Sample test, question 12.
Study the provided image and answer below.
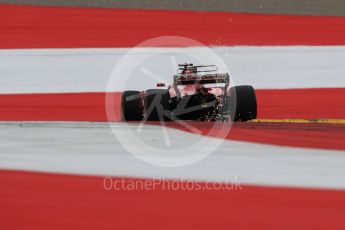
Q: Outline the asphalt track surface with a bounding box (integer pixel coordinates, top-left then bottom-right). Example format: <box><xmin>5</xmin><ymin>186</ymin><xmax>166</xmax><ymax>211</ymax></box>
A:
<box><xmin>1</xmin><ymin>0</ymin><xmax>345</xmax><ymax>16</ymax></box>
<box><xmin>1</xmin><ymin>3</ymin><xmax>345</xmax><ymax>230</ymax></box>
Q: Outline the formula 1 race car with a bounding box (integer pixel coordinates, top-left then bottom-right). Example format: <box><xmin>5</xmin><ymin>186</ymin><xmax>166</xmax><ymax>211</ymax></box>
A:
<box><xmin>121</xmin><ymin>63</ymin><xmax>257</xmax><ymax>122</ymax></box>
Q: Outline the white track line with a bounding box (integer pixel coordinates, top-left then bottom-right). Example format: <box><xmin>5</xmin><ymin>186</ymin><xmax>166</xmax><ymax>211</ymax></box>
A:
<box><xmin>1</xmin><ymin>46</ymin><xmax>345</xmax><ymax>94</ymax></box>
<box><xmin>0</xmin><ymin>122</ymin><xmax>344</xmax><ymax>189</ymax></box>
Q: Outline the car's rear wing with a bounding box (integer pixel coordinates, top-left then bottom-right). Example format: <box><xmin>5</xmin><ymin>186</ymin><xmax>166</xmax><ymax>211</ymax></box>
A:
<box><xmin>174</xmin><ymin>73</ymin><xmax>229</xmax><ymax>85</ymax></box>
<box><xmin>176</xmin><ymin>64</ymin><xmax>218</xmax><ymax>74</ymax></box>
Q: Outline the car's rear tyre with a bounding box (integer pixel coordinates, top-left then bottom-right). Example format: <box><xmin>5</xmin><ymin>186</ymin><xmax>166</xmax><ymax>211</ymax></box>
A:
<box><xmin>230</xmin><ymin>85</ymin><xmax>257</xmax><ymax>122</ymax></box>
<box><xmin>144</xmin><ymin>89</ymin><xmax>171</xmax><ymax>121</ymax></box>
<box><xmin>121</xmin><ymin>91</ymin><xmax>143</xmax><ymax>121</ymax></box>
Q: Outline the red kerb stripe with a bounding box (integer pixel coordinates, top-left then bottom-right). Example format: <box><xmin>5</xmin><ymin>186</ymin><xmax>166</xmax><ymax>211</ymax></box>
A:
<box><xmin>1</xmin><ymin>4</ymin><xmax>345</xmax><ymax>48</ymax></box>
<box><xmin>0</xmin><ymin>88</ymin><xmax>344</xmax><ymax>150</ymax></box>
<box><xmin>1</xmin><ymin>170</ymin><xmax>345</xmax><ymax>230</ymax></box>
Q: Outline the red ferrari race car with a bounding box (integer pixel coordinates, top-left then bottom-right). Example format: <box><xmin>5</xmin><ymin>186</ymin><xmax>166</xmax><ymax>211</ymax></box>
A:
<box><xmin>121</xmin><ymin>63</ymin><xmax>257</xmax><ymax>122</ymax></box>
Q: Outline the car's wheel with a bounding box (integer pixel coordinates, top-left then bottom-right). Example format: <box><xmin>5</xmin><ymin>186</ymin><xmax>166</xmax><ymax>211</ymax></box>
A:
<box><xmin>230</xmin><ymin>85</ymin><xmax>257</xmax><ymax>121</ymax></box>
<box><xmin>121</xmin><ymin>91</ymin><xmax>144</xmax><ymax>121</ymax></box>
<box><xmin>144</xmin><ymin>89</ymin><xmax>171</xmax><ymax>121</ymax></box>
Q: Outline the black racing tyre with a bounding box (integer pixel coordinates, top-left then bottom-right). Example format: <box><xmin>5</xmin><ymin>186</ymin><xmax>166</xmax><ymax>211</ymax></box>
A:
<box><xmin>230</xmin><ymin>85</ymin><xmax>257</xmax><ymax>122</ymax></box>
<box><xmin>144</xmin><ymin>89</ymin><xmax>171</xmax><ymax>121</ymax></box>
<box><xmin>121</xmin><ymin>91</ymin><xmax>143</xmax><ymax>121</ymax></box>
